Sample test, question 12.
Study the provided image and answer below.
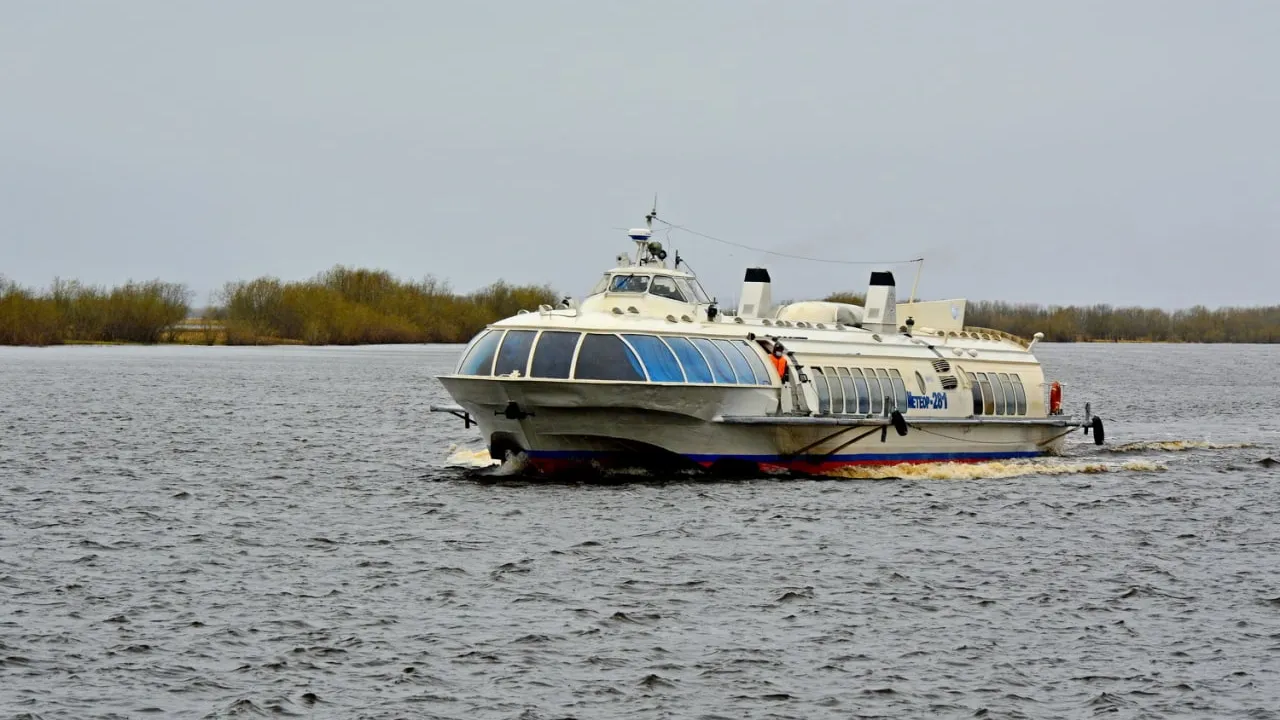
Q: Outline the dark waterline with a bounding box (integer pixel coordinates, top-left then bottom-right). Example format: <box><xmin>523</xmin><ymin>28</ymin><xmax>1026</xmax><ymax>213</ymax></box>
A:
<box><xmin>2</xmin><ymin>343</ymin><xmax>1278</xmax><ymax>718</ymax></box>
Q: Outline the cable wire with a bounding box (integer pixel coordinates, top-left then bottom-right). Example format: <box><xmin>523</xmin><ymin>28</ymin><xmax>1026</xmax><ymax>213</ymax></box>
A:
<box><xmin>653</xmin><ymin>217</ymin><xmax>923</xmax><ymax>267</ymax></box>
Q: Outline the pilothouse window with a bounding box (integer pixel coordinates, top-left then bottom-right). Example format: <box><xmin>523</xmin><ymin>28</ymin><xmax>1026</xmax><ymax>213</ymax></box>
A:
<box><xmin>609</xmin><ymin>274</ymin><xmax>650</xmax><ymax>293</ymax></box>
<box><xmin>649</xmin><ymin>276</ymin><xmax>687</xmax><ymax>302</ymax></box>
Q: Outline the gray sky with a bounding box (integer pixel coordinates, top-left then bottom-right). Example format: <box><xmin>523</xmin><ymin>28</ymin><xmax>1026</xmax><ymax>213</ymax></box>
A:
<box><xmin>2</xmin><ymin>1</ymin><xmax>1277</xmax><ymax>308</ymax></box>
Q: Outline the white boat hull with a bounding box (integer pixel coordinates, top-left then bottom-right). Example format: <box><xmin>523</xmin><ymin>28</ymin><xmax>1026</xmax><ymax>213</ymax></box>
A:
<box><xmin>437</xmin><ymin>377</ymin><xmax>1077</xmax><ymax>475</ymax></box>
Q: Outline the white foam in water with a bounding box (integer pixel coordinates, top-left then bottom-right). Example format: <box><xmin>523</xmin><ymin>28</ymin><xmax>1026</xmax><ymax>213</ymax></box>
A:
<box><xmin>826</xmin><ymin>458</ymin><xmax>1166</xmax><ymax>480</ymax></box>
<box><xmin>1104</xmin><ymin>440</ymin><xmax>1256</xmax><ymax>453</ymax></box>
<box><xmin>445</xmin><ymin>444</ymin><xmax>501</xmax><ymax>468</ymax></box>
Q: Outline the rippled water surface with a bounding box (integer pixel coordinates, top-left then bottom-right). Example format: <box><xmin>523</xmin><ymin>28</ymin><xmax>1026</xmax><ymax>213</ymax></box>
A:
<box><xmin>2</xmin><ymin>343</ymin><xmax>1279</xmax><ymax>719</ymax></box>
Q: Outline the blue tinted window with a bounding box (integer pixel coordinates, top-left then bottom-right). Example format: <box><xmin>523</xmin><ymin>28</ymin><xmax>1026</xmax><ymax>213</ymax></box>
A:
<box><xmin>812</xmin><ymin>368</ymin><xmax>831</xmax><ymax>414</ymax></box>
<box><xmin>850</xmin><ymin>368</ymin><xmax>871</xmax><ymax>414</ymax></box>
<box><xmin>494</xmin><ymin>330</ymin><xmax>536</xmax><ymax>376</ymax></box>
<box><xmin>824</xmin><ymin>366</ymin><xmax>845</xmax><ymax>413</ymax></box>
<box><xmin>690</xmin><ymin>338</ymin><xmax>736</xmax><ymax>384</ymax></box>
<box><xmin>714</xmin><ymin>340</ymin><xmax>754</xmax><ymax>386</ymax></box>
<box><xmin>623</xmin><ymin>335</ymin><xmax>685</xmax><ymax>382</ymax></box>
<box><xmin>530</xmin><ymin>331</ymin><xmax>579</xmax><ymax>379</ymax></box>
<box><xmin>574</xmin><ymin>333</ymin><xmax>646</xmax><ymax>381</ymax></box>
<box><xmin>730</xmin><ymin>340</ymin><xmax>771</xmax><ymax>385</ymax></box>
<box><xmin>838</xmin><ymin>368</ymin><xmax>858</xmax><ymax>413</ymax></box>
<box><xmin>664</xmin><ymin>337</ymin><xmax>714</xmax><ymax>383</ymax></box>
<box><xmin>458</xmin><ymin>330</ymin><xmax>502</xmax><ymax>376</ymax></box>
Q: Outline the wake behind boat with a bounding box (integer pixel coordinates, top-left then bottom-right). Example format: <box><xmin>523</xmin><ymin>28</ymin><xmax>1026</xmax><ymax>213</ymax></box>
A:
<box><xmin>431</xmin><ymin>211</ymin><xmax>1104</xmax><ymax>475</ymax></box>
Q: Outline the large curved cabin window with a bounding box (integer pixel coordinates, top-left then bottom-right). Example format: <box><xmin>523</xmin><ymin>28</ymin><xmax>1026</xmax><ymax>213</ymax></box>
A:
<box><xmin>690</xmin><ymin>338</ymin><xmax>737</xmax><ymax>384</ymax></box>
<box><xmin>731</xmin><ymin>340</ymin><xmax>772</xmax><ymax>385</ymax></box>
<box><xmin>850</xmin><ymin>368</ymin><xmax>871</xmax><ymax>414</ymax></box>
<box><xmin>823</xmin><ymin>366</ymin><xmax>844</xmax><ymax>413</ymax></box>
<box><xmin>529</xmin><ymin>331</ymin><xmax>580</xmax><ymax>379</ymax></box>
<box><xmin>865</xmin><ymin>368</ymin><xmax>884</xmax><ymax>415</ymax></box>
<box><xmin>997</xmin><ymin>373</ymin><xmax>1017</xmax><ymax>416</ymax></box>
<box><xmin>989</xmin><ymin>372</ymin><xmax>1007</xmax><ymax>415</ymax></box>
<box><xmin>812</xmin><ymin>368</ymin><xmax>831</xmax><ymax>414</ymax></box>
<box><xmin>966</xmin><ymin>371</ymin><xmax>983</xmax><ymax>415</ymax></box>
<box><xmin>648</xmin><ymin>276</ymin><xmax>687</xmax><ymax>302</ymax></box>
<box><xmin>458</xmin><ymin>330</ymin><xmax>503</xmax><ymax>376</ymax></box>
<box><xmin>1011</xmin><ymin>373</ymin><xmax>1028</xmax><ymax>415</ymax></box>
<box><xmin>715</xmin><ymin>340</ymin><xmax>756</xmax><ymax>386</ymax></box>
<box><xmin>623</xmin><ymin>335</ymin><xmax>685</xmax><ymax>382</ymax></box>
<box><xmin>978</xmin><ymin>373</ymin><xmax>996</xmax><ymax>415</ymax></box>
<box><xmin>664</xmin><ymin>337</ymin><xmax>714</xmax><ymax>383</ymax></box>
<box><xmin>574</xmin><ymin>333</ymin><xmax>647</xmax><ymax>381</ymax></box>
<box><xmin>888</xmin><ymin>370</ymin><xmax>908</xmax><ymax>413</ymax></box>
<box><xmin>837</xmin><ymin>368</ymin><xmax>858</xmax><ymax>413</ymax></box>
<box><xmin>875</xmin><ymin>369</ymin><xmax>895</xmax><ymax>412</ymax></box>
<box><xmin>608</xmin><ymin>274</ymin><xmax>650</xmax><ymax>294</ymax></box>
<box><xmin>494</xmin><ymin>330</ymin><xmax>537</xmax><ymax>377</ymax></box>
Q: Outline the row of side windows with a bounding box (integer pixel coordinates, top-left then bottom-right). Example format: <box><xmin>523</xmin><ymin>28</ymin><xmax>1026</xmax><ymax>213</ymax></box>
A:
<box><xmin>457</xmin><ymin>330</ymin><xmax>774</xmax><ymax>386</ymax></box>
<box><xmin>966</xmin><ymin>371</ymin><xmax>1028</xmax><ymax>416</ymax></box>
<box><xmin>809</xmin><ymin>367</ymin><xmax>910</xmax><ymax>416</ymax></box>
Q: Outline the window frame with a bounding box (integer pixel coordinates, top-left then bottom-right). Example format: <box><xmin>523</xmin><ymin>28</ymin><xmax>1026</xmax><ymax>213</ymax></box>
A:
<box><xmin>457</xmin><ymin>329</ymin><xmax>504</xmax><ymax>376</ymax></box>
<box><xmin>622</xmin><ymin>334</ymin><xmax>686</xmax><ymax>383</ymax></box>
<box><xmin>528</xmin><ymin>330</ymin><xmax>582</xmax><ymax>379</ymax></box>
<box><xmin>850</xmin><ymin>368</ymin><xmax>871</xmax><ymax>414</ymax></box>
<box><xmin>837</xmin><ymin>367</ymin><xmax>858</xmax><ymax>414</ymax></box>
<box><xmin>663</xmin><ymin>336</ymin><xmax>714</xmax><ymax>384</ymax></box>
<box><xmin>864</xmin><ymin>367</ymin><xmax>884</xmax><ymax>415</ymax></box>
<box><xmin>690</xmin><ymin>337</ymin><xmax>738</xmax><ymax>384</ymax></box>
<box><xmin>812</xmin><ymin>367</ymin><xmax>831</xmax><ymax>414</ymax></box>
<box><xmin>493</xmin><ymin>329</ymin><xmax>538</xmax><ymax>377</ymax></box>
<box><xmin>823</xmin><ymin>366</ymin><xmax>844</xmax><ymax>414</ymax></box>
<box><xmin>573</xmin><ymin>332</ymin><xmax>649</xmax><ymax>382</ymax></box>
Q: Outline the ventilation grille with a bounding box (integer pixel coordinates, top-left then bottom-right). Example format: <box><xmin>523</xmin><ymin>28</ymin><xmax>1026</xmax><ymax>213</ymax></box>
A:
<box><xmin>931</xmin><ymin>359</ymin><xmax>952</xmax><ymax>373</ymax></box>
<box><xmin>939</xmin><ymin>375</ymin><xmax>959</xmax><ymax>390</ymax></box>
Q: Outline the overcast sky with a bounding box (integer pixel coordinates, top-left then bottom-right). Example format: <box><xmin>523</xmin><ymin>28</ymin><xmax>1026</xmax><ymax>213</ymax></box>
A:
<box><xmin>2</xmin><ymin>1</ymin><xmax>1277</xmax><ymax>308</ymax></box>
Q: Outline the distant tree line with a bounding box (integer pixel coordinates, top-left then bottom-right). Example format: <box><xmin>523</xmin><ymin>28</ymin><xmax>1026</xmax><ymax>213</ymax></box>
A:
<box><xmin>4</xmin><ymin>272</ymin><xmax>1275</xmax><ymax>345</ymax></box>
<box><xmin>820</xmin><ymin>291</ymin><xmax>1278</xmax><ymax>343</ymax></box>
<box><xmin>1</xmin><ymin>276</ymin><xmax>191</xmax><ymax>345</ymax></box>
<box><xmin>964</xmin><ymin>301</ymin><xmax>1280</xmax><ymax>343</ymax></box>
<box><xmin>217</xmin><ymin>266</ymin><xmax>557</xmax><ymax>345</ymax></box>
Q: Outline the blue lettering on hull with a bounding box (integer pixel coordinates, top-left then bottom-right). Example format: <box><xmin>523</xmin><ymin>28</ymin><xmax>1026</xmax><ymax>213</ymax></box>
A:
<box><xmin>906</xmin><ymin>392</ymin><xmax>948</xmax><ymax>410</ymax></box>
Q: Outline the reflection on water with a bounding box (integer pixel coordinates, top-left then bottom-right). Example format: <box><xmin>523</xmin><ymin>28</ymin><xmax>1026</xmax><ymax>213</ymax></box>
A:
<box><xmin>1</xmin><ymin>343</ymin><xmax>1278</xmax><ymax>718</ymax></box>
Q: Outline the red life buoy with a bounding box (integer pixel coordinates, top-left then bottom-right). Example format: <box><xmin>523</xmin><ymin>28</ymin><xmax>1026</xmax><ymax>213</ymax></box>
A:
<box><xmin>1049</xmin><ymin>381</ymin><xmax>1063</xmax><ymax>415</ymax></box>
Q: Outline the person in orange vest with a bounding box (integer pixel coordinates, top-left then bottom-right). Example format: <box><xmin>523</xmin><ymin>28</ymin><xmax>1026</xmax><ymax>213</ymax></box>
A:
<box><xmin>769</xmin><ymin>343</ymin><xmax>790</xmax><ymax>383</ymax></box>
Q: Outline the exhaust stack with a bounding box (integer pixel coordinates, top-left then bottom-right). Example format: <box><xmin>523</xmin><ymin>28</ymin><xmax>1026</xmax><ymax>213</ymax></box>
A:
<box><xmin>863</xmin><ymin>271</ymin><xmax>897</xmax><ymax>332</ymax></box>
<box><xmin>737</xmin><ymin>268</ymin><xmax>772</xmax><ymax>318</ymax></box>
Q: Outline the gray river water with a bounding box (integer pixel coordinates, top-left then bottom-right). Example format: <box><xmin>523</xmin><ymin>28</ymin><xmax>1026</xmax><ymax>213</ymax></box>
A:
<box><xmin>1</xmin><ymin>343</ymin><xmax>1278</xmax><ymax>719</ymax></box>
